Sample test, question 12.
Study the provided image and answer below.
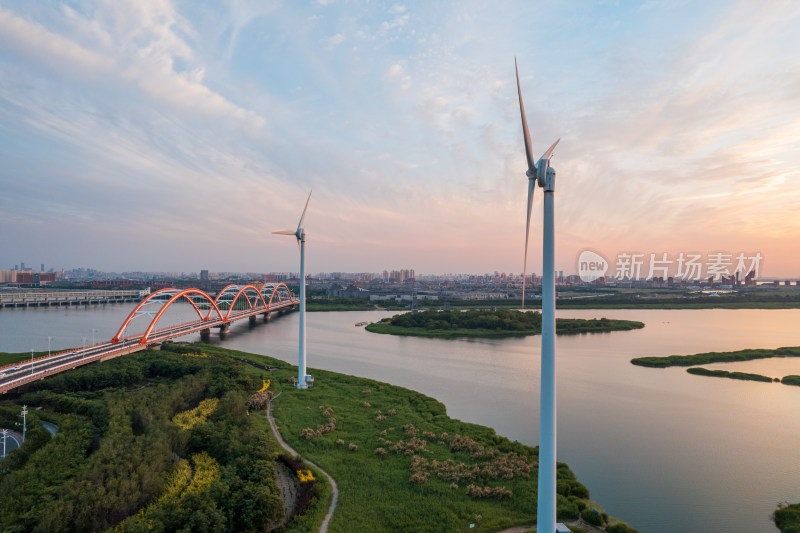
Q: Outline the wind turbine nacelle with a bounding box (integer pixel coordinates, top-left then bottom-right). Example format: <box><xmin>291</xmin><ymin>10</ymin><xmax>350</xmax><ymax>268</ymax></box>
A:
<box><xmin>543</xmin><ymin>166</ymin><xmax>556</xmax><ymax>191</ymax></box>
<box><xmin>536</xmin><ymin>159</ymin><xmax>549</xmax><ymax>187</ymax></box>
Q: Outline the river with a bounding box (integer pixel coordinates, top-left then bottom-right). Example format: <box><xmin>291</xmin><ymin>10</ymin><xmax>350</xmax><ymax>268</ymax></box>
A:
<box><xmin>2</xmin><ymin>305</ymin><xmax>800</xmax><ymax>532</ymax></box>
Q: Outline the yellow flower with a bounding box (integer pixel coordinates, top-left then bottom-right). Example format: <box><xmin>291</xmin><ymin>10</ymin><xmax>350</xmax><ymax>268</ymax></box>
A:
<box><xmin>297</xmin><ymin>469</ymin><xmax>315</xmax><ymax>483</ymax></box>
<box><xmin>172</xmin><ymin>398</ymin><xmax>219</xmax><ymax>430</ymax></box>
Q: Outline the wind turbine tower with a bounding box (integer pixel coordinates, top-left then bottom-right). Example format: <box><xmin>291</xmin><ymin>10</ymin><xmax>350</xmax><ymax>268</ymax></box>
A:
<box><xmin>515</xmin><ymin>58</ymin><xmax>561</xmax><ymax>533</ymax></box>
<box><xmin>273</xmin><ymin>191</ymin><xmax>313</xmax><ymax>389</ymax></box>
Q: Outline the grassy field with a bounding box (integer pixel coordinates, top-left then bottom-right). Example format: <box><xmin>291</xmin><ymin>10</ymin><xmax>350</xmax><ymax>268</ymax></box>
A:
<box><xmin>239</xmin><ymin>346</ymin><xmax>638</xmax><ymax>532</ymax></box>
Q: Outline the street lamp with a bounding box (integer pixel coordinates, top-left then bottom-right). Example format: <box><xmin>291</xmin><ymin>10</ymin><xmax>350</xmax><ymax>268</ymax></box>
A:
<box><xmin>48</xmin><ymin>335</ymin><xmax>51</xmax><ymax>357</ymax></box>
<box><xmin>30</xmin><ymin>349</ymin><xmax>34</xmax><ymax>374</ymax></box>
<box><xmin>1</xmin><ymin>428</ymin><xmax>8</xmax><ymax>458</ymax></box>
<box><xmin>20</xmin><ymin>405</ymin><xmax>27</xmax><ymax>442</ymax></box>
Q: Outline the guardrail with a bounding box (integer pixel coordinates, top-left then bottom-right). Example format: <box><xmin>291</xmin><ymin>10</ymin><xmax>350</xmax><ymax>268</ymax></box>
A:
<box><xmin>0</xmin><ymin>290</ymin><xmax>147</xmax><ymax>308</ymax></box>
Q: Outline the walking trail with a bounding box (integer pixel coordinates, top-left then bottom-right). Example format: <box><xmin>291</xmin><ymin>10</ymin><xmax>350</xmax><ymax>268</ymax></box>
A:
<box><xmin>266</xmin><ymin>392</ymin><xmax>339</xmax><ymax>533</ymax></box>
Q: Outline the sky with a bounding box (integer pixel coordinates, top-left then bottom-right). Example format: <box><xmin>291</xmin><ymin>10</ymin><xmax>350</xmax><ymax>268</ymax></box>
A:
<box><xmin>1</xmin><ymin>0</ymin><xmax>799</xmax><ymax>277</ymax></box>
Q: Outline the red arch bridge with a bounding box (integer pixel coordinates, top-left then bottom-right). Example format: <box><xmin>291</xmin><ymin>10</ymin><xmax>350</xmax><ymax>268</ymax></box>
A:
<box><xmin>0</xmin><ymin>283</ymin><xmax>297</xmax><ymax>393</ymax></box>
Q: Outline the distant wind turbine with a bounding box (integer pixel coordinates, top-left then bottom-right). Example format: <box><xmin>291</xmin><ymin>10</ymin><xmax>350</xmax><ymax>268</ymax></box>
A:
<box><xmin>515</xmin><ymin>58</ymin><xmax>561</xmax><ymax>533</ymax></box>
<box><xmin>273</xmin><ymin>191</ymin><xmax>312</xmax><ymax>389</ymax></box>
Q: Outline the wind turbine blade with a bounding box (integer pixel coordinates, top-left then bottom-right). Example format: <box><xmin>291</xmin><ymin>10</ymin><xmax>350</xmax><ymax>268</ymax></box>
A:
<box><xmin>523</xmin><ymin>179</ymin><xmax>535</xmax><ymax>308</ymax></box>
<box><xmin>515</xmin><ymin>58</ymin><xmax>537</xmax><ymax>173</ymax></box>
<box><xmin>540</xmin><ymin>138</ymin><xmax>560</xmax><ymax>161</ymax></box>
<box><xmin>297</xmin><ymin>190</ymin><xmax>312</xmax><ymax>232</ymax></box>
<box><xmin>272</xmin><ymin>230</ymin><xmax>296</xmax><ymax>235</ymax></box>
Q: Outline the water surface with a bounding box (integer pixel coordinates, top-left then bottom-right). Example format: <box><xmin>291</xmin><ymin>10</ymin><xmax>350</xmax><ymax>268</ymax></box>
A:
<box><xmin>2</xmin><ymin>306</ymin><xmax>800</xmax><ymax>532</ymax></box>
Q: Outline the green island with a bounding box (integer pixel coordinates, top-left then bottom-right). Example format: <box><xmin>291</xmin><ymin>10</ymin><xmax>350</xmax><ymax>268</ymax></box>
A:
<box><xmin>782</xmin><ymin>375</ymin><xmax>800</xmax><ymax>387</ymax></box>
<box><xmin>365</xmin><ymin>309</ymin><xmax>644</xmax><ymax>339</ymax></box>
<box><xmin>0</xmin><ymin>342</ymin><xmax>640</xmax><ymax>532</ymax></box>
<box><xmin>631</xmin><ymin>346</ymin><xmax>800</xmax><ymax>368</ymax></box>
<box><xmin>686</xmin><ymin>367</ymin><xmax>775</xmax><ymax>382</ymax></box>
<box><xmin>775</xmin><ymin>502</ymin><xmax>800</xmax><ymax>533</ymax></box>
<box><xmin>631</xmin><ymin>347</ymin><xmax>800</xmax><ymax>390</ymax></box>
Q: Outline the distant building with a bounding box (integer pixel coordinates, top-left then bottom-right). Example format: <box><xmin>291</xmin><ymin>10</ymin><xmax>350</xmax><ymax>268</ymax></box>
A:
<box><xmin>200</xmin><ymin>269</ymin><xmax>209</xmax><ymax>281</ymax></box>
<box><xmin>14</xmin><ymin>272</ymin><xmax>56</xmax><ymax>285</ymax></box>
<box><xmin>328</xmin><ymin>284</ymin><xmax>370</xmax><ymax>298</ymax></box>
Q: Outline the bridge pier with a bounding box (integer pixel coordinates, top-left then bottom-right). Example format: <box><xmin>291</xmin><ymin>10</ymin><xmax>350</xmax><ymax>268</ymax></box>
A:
<box><xmin>200</xmin><ymin>328</ymin><xmax>211</xmax><ymax>341</ymax></box>
<box><xmin>249</xmin><ymin>315</ymin><xmax>257</xmax><ymax>326</ymax></box>
<box><xmin>218</xmin><ymin>322</ymin><xmax>230</xmax><ymax>339</ymax></box>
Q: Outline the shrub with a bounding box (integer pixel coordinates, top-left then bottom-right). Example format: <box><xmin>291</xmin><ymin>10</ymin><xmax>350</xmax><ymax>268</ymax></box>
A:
<box><xmin>247</xmin><ymin>390</ymin><xmax>272</xmax><ymax>411</ymax></box>
<box><xmin>581</xmin><ymin>508</ymin><xmax>603</xmax><ymax>526</ymax></box>
<box><xmin>607</xmin><ymin>522</ymin><xmax>639</xmax><ymax>533</ymax></box>
<box><xmin>465</xmin><ymin>484</ymin><xmax>512</xmax><ymax>499</ymax></box>
<box><xmin>409</xmin><ymin>471</ymin><xmax>428</xmax><ymax>484</ymax></box>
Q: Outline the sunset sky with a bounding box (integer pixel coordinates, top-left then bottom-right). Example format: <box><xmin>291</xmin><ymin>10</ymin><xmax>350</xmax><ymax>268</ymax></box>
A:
<box><xmin>1</xmin><ymin>1</ymin><xmax>799</xmax><ymax>277</ymax></box>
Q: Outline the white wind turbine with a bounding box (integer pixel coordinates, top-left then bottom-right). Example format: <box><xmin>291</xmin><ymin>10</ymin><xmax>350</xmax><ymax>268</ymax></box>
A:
<box><xmin>515</xmin><ymin>58</ymin><xmax>561</xmax><ymax>533</ymax></box>
<box><xmin>273</xmin><ymin>190</ymin><xmax>312</xmax><ymax>389</ymax></box>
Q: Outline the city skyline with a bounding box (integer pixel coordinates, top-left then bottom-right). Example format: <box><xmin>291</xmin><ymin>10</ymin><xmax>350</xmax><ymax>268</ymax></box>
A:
<box><xmin>2</xmin><ymin>1</ymin><xmax>800</xmax><ymax>276</ymax></box>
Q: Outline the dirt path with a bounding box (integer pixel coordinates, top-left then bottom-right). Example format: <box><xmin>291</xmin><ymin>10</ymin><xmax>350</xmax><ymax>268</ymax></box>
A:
<box><xmin>267</xmin><ymin>392</ymin><xmax>339</xmax><ymax>533</ymax></box>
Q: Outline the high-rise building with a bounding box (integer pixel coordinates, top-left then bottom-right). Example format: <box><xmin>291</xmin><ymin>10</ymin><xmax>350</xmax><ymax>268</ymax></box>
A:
<box><xmin>41</xmin><ymin>263</ymin><xmax>45</xmax><ymax>272</ymax></box>
<box><xmin>200</xmin><ymin>269</ymin><xmax>209</xmax><ymax>281</ymax></box>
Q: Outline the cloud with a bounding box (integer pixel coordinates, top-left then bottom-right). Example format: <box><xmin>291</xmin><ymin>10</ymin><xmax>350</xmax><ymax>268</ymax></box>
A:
<box><xmin>0</xmin><ymin>10</ymin><xmax>114</xmax><ymax>80</ymax></box>
<box><xmin>1</xmin><ymin>1</ymin><xmax>799</xmax><ymax>276</ymax></box>
<box><xmin>383</xmin><ymin>63</ymin><xmax>405</xmax><ymax>79</ymax></box>
<box><xmin>325</xmin><ymin>33</ymin><xmax>345</xmax><ymax>46</ymax></box>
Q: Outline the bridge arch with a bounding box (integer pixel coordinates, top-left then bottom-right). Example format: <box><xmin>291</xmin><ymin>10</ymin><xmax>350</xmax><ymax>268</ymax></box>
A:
<box><xmin>263</xmin><ymin>282</ymin><xmax>294</xmax><ymax>308</ymax></box>
<box><xmin>112</xmin><ymin>288</ymin><xmax>223</xmax><ymax>344</ymax></box>
<box><xmin>111</xmin><ymin>283</ymin><xmax>296</xmax><ymax>346</ymax></box>
<box><xmin>214</xmin><ymin>284</ymin><xmax>268</xmax><ymax>321</ymax></box>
